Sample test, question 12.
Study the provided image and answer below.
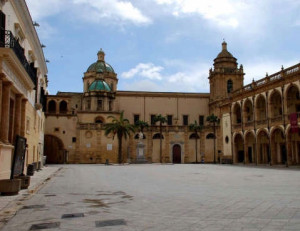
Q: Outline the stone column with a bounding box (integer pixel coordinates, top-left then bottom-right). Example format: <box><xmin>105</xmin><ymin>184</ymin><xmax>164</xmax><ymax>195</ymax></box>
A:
<box><xmin>0</xmin><ymin>75</ymin><xmax>3</xmax><ymax>126</ymax></box>
<box><xmin>0</xmin><ymin>82</ymin><xmax>12</xmax><ymax>143</ymax></box>
<box><xmin>56</xmin><ymin>100</ymin><xmax>59</xmax><ymax>114</ymax></box>
<box><xmin>20</xmin><ymin>99</ymin><xmax>27</xmax><ymax>137</ymax></box>
<box><xmin>244</xmin><ymin>142</ymin><xmax>248</xmax><ymax>164</ymax></box>
<box><xmin>14</xmin><ymin>95</ymin><xmax>22</xmax><ymax>140</ymax></box>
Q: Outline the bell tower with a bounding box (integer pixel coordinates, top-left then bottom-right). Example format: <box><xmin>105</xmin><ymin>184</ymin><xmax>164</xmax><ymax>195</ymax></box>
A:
<box><xmin>209</xmin><ymin>41</ymin><xmax>244</xmax><ymax>103</ymax></box>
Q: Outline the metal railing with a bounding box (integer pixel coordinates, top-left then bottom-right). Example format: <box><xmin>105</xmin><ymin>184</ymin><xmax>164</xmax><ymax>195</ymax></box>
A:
<box><xmin>0</xmin><ymin>30</ymin><xmax>37</xmax><ymax>86</ymax></box>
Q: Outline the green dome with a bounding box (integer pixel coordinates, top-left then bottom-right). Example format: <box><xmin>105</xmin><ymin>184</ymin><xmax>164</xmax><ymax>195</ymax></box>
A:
<box><xmin>88</xmin><ymin>80</ymin><xmax>112</xmax><ymax>92</ymax></box>
<box><xmin>87</xmin><ymin>61</ymin><xmax>115</xmax><ymax>73</ymax></box>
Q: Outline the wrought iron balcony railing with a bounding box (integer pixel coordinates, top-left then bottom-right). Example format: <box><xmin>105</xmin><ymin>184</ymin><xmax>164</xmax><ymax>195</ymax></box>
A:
<box><xmin>0</xmin><ymin>30</ymin><xmax>37</xmax><ymax>86</ymax></box>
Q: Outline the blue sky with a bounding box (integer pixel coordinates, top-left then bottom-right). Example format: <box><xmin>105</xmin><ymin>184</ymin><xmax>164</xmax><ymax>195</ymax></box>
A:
<box><xmin>26</xmin><ymin>0</ymin><xmax>300</xmax><ymax>94</ymax></box>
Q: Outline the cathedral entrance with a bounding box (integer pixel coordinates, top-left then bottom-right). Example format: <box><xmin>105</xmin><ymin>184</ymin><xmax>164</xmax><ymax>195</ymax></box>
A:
<box><xmin>172</xmin><ymin>144</ymin><xmax>181</xmax><ymax>164</ymax></box>
<box><xmin>44</xmin><ymin>135</ymin><xmax>65</xmax><ymax>164</ymax></box>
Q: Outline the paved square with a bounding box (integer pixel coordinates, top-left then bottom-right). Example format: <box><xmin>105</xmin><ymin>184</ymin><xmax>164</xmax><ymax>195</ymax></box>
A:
<box><xmin>1</xmin><ymin>164</ymin><xmax>300</xmax><ymax>231</ymax></box>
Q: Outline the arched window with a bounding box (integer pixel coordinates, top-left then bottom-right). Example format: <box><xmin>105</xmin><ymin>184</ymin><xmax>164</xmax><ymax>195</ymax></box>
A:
<box><xmin>95</xmin><ymin>116</ymin><xmax>104</xmax><ymax>124</ymax></box>
<box><xmin>59</xmin><ymin>101</ymin><xmax>67</xmax><ymax>114</ymax></box>
<box><xmin>227</xmin><ymin>79</ymin><xmax>233</xmax><ymax>93</ymax></box>
<box><xmin>48</xmin><ymin>100</ymin><xmax>56</xmax><ymax>113</ymax></box>
<box><xmin>153</xmin><ymin>133</ymin><xmax>164</xmax><ymax>139</ymax></box>
<box><xmin>189</xmin><ymin>133</ymin><xmax>200</xmax><ymax>139</ymax></box>
<box><xmin>206</xmin><ymin>133</ymin><xmax>216</xmax><ymax>139</ymax></box>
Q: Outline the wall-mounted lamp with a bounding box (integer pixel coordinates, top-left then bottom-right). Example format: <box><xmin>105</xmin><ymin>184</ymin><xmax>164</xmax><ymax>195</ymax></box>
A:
<box><xmin>33</xmin><ymin>22</ymin><xmax>40</xmax><ymax>27</ymax></box>
<box><xmin>45</xmin><ymin>59</ymin><xmax>50</xmax><ymax>63</ymax></box>
<box><xmin>41</xmin><ymin>44</ymin><xmax>46</xmax><ymax>48</ymax></box>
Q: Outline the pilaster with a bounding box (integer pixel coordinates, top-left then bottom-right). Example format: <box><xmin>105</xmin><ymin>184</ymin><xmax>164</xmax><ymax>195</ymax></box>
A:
<box><xmin>0</xmin><ymin>81</ymin><xmax>12</xmax><ymax>143</ymax></box>
<box><xmin>0</xmin><ymin>75</ymin><xmax>3</xmax><ymax>126</ymax></box>
<box><xmin>20</xmin><ymin>99</ymin><xmax>27</xmax><ymax>137</ymax></box>
<box><xmin>14</xmin><ymin>95</ymin><xmax>22</xmax><ymax>140</ymax></box>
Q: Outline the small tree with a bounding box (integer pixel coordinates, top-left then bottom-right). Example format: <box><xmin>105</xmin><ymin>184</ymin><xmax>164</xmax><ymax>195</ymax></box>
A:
<box><xmin>104</xmin><ymin>112</ymin><xmax>135</xmax><ymax>164</ymax></box>
<box><xmin>154</xmin><ymin>114</ymin><xmax>167</xmax><ymax>163</ymax></box>
<box><xmin>206</xmin><ymin>114</ymin><xmax>219</xmax><ymax>164</ymax></box>
<box><xmin>189</xmin><ymin>121</ymin><xmax>203</xmax><ymax>163</ymax></box>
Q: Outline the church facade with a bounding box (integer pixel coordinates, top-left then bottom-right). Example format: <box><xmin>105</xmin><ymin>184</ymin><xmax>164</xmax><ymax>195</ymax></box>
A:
<box><xmin>44</xmin><ymin>42</ymin><xmax>300</xmax><ymax>166</ymax></box>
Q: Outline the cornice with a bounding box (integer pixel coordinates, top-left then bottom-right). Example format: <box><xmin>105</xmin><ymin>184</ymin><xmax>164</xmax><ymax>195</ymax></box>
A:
<box><xmin>116</xmin><ymin>91</ymin><xmax>210</xmax><ymax>98</ymax></box>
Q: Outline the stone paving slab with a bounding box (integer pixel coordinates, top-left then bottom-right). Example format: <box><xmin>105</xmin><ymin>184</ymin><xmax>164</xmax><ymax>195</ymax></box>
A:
<box><xmin>0</xmin><ymin>166</ymin><xmax>61</xmax><ymax>229</ymax></box>
<box><xmin>0</xmin><ymin>164</ymin><xmax>299</xmax><ymax>231</ymax></box>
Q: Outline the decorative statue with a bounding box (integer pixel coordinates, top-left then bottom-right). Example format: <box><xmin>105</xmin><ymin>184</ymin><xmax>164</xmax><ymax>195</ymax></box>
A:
<box><xmin>138</xmin><ymin>131</ymin><xmax>143</xmax><ymax>140</ymax></box>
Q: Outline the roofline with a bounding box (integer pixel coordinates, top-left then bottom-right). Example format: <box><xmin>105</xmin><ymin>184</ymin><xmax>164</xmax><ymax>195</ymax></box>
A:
<box><xmin>116</xmin><ymin>90</ymin><xmax>210</xmax><ymax>98</ymax></box>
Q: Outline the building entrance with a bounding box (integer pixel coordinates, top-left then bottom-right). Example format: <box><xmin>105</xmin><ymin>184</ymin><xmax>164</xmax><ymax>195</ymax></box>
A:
<box><xmin>173</xmin><ymin>144</ymin><xmax>181</xmax><ymax>163</ymax></box>
<box><xmin>44</xmin><ymin>135</ymin><xmax>65</xmax><ymax>164</ymax></box>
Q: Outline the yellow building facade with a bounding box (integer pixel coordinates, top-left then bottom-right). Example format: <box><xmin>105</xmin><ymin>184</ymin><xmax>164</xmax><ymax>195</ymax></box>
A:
<box><xmin>44</xmin><ymin>42</ymin><xmax>300</xmax><ymax>166</ymax></box>
<box><xmin>0</xmin><ymin>0</ymin><xmax>48</xmax><ymax>180</ymax></box>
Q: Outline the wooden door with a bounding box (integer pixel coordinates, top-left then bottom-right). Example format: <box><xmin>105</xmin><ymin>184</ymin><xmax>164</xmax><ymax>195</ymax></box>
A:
<box><xmin>44</xmin><ymin>135</ymin><xmax>64</xmax><ymax>164</ymax></box>
<box><xmin>173</xmin><ymin>144</ymin><xmax>181</xmax><ymax>164</ymax></box>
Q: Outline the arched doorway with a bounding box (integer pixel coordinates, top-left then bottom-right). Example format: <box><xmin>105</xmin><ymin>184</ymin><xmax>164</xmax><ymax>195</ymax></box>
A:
<box><xmin>44</xmin><ymin>135</ymin><xmax>65</xmax><ymax>164</ymax></box>
<box><xmin>245</xmin><ymin>132</ymin><xmax>255</xmax><ymax>163</ymax></box>
<box><xmin>234</xmin><ymin>133</ymin><xmax>244</xmax><ymax>163</ymax></box>
<box><xmin>257</xmin><ymin>130</ymin><xmax>270</xmax><ymax>164</ymax></box>
<box><xmin>271</xmin><ymin>128</ymin><xmax>286</xmax><ymax>164</ymax></box>
<box><xmin>173</xmin><ymin>144</ymin><xmax>181</xmax><ymax>164</ymax></box>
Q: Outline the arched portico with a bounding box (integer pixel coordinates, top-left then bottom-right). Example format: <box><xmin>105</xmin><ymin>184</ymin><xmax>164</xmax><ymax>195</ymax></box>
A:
<box><xmin>44</xmin><ymin>135</ymin><xmax>66</xmax><ymax>164</ymax></box>
<box><xmin>233</xmin><ymin>133</ymin><xmax>244</xmax><ymax>163</ymax></box>
<box><xmin>286</xmin><ymin>84</ymin><xmax>300</xmax><ymax>114</ymax></box>
<box><xmin>245</xmin><ymin>131</ymin><xmax>255</xmax><ymax>164</ymax></box>
<box><xmin>269</xmin><ymin>90</ymin><xmax>282</xmax><ymax>118</ymax></box>
<box><xmin>256</xmin><ymin>130</ymin><xmax>270</xmax><ymax>164</ymax></box>
<box><xmin>270</xmin><ymin>128</ymin><xmax>286</xmax><ymax>164</ymax></box>
<box><xmin>255</xmin><ymin>94</ymin><xmax>267</xmax><ymax>121</ymax></box>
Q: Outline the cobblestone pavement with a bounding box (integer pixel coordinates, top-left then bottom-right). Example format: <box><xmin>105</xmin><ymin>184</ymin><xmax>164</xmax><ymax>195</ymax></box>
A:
<box><xmin>0</xmin><ymin>164</ymin><xmax>299</xmax><ymax>231</ymax></box>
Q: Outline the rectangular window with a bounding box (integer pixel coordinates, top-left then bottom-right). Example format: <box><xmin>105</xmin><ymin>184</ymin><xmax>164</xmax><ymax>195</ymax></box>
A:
<box><xmin>86</xmin><ymin>99</ymin><xmax>91</xmax><ymax>110</ymax></box>
<box><xmin>199</xmin><ymin>115</ymin><xmax>204</xmax><ymax>126</ymax></box>
<box><xmin>97</xmin><ymin>100</ymin><xmax>103</xmax><ymax>111</ymax></box>
<box><xmin>109</xmin><ymin>100</ymin><xmax>113</xmax><ymax>111</ymax></box>
<box><xmin>151</xmin><ymin>115</ymin><xmax>155</xmax><ymax>125</ymax></box>
<box><xmin>167</xmin><ymin>115</ymin><xmax>172</xmax><ymax>125</ymax></box>
<box><xmin>72</xmin><ymin>137</ymin><xmax>76</xmax><ymax>143</ymax></box>
<box><xmin>134</xmin><ymin>114</ymin><xmax>140</xmax><ymax>124</ymax></box>
<box><xmin>183</xmin><ymin>115</ymin><xmax>188</xmax><ymax>126</ymax></box>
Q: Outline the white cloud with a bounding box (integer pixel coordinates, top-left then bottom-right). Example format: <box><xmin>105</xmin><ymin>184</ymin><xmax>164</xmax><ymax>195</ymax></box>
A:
<box><xmin>122</xmin><ymin>63</ymin><xmax>163</xmax><ymax>80</ymax></box>
<box><xmin>154</xmin><ymin>0</ymin><xmax>246</xmax><ymax>28</ymax></box>
<box><xmin>26</xmin><ymin>0</ymin><xmax>65</xmax><ymax>20</ymax></box>
<box><xmin>120</xmin><ymin>61</ymin><xmax>210</xmax><ymax>92</ymax></box>
<box><xmin>243</xmin><ymin>59</ymin><xmax>299</xmax><ymax>85</ymax></box>
<box><xmin>73</xmin><ymin>0</ymin><xmax>151</xmax><ymax>25</ymax></box>
<box><xmin>27</xmin><ymin>0</ymin><xmax>151</xmax><ymax>26</ymax></box>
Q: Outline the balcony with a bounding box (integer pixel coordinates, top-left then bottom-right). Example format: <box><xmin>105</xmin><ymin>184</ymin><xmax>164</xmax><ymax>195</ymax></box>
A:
<box><xmin>0</xmin><ymin>30</ymin><xmax>37</xmax><ymax>86</ymax></box>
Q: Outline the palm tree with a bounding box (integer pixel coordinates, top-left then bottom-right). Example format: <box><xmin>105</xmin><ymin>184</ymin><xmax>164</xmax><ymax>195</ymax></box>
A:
<box><xmin>189</xmin><ymin>121</ymin><xmax>203</xmax><ymax>163</ymax></box>
<box><xmin>104</xmin><ymin>111</ymin><xmax>135</xmax><ymax>164</ymax></box>
<box><xmin>154</xmin><ymin>114</ymin><xmax>167</xmax><ymax>163</ymax></box>
<box><xmin>206</xmin><ymin>114</ymin><xmax>219</xmax><ymax>164</ymax></box>
<box><xmin>135</xmin><ymin>120</ymin><xmax>149</xmax><ymax>134</ymax></box>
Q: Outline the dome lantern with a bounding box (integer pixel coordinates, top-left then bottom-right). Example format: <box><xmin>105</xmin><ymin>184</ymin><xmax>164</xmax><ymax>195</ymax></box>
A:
<box><xmin>97</xmin><ymin>48</ymin><xmax>105</xmax><ymax>61</ymax></box>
